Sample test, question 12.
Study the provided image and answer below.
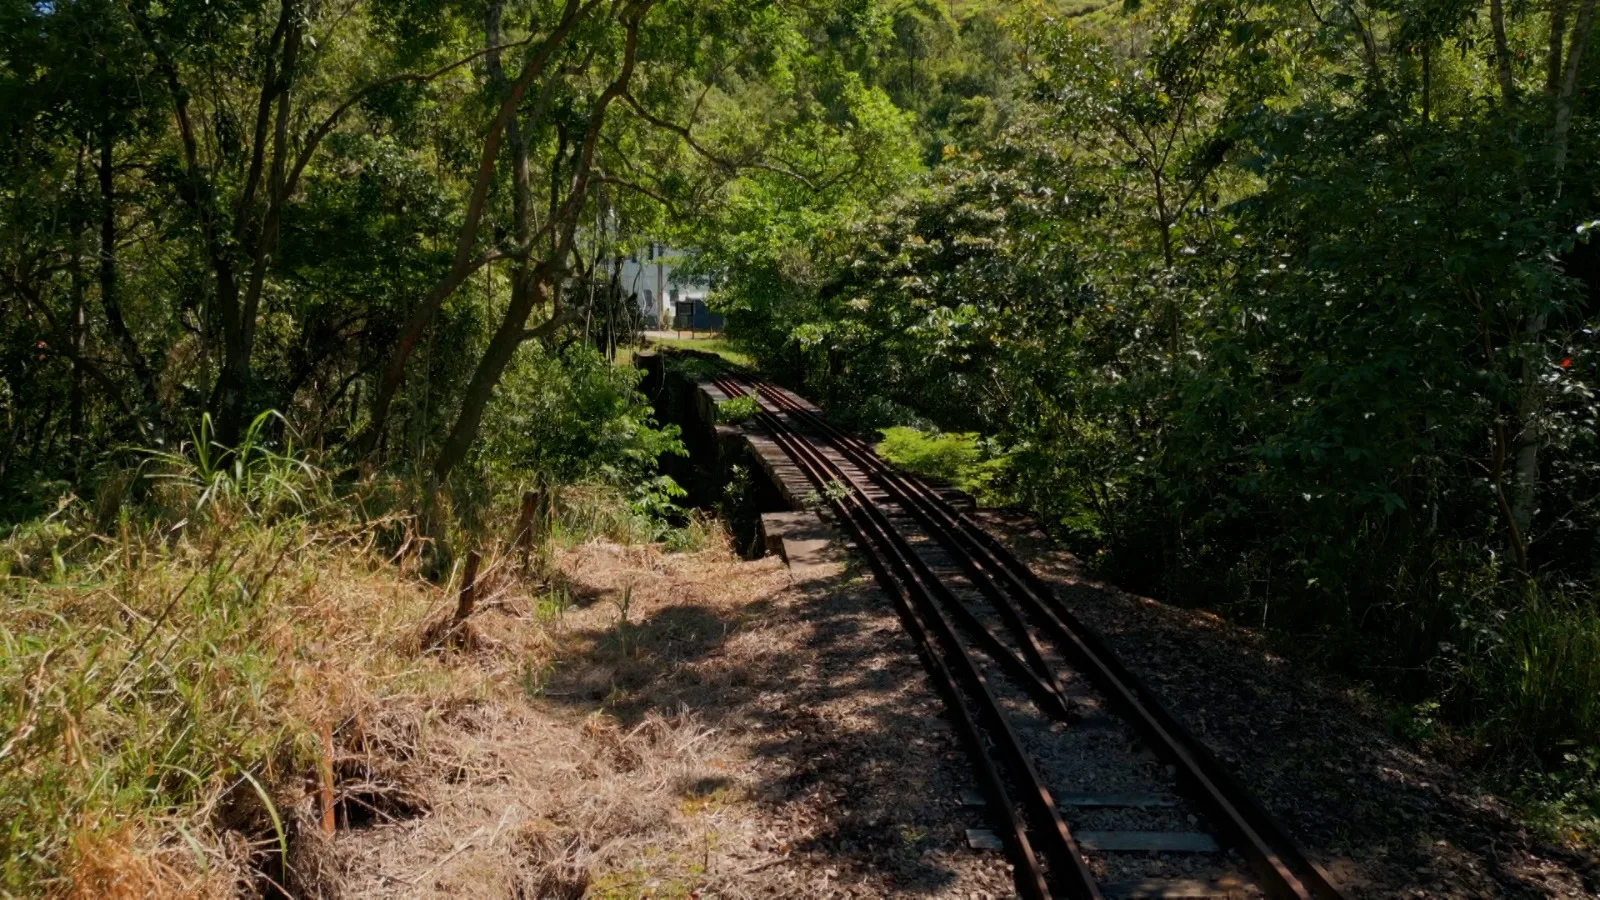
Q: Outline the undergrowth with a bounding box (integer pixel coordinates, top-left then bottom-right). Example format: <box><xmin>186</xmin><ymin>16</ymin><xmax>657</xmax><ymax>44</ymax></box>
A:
<box><xmin>0</xmin><ymin>413</ymin><xmax>705</xmax><ymax>894</ymax></box>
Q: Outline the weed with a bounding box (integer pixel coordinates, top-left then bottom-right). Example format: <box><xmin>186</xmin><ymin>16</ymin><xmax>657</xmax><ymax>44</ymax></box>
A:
<box><xmin>520</xmin><ymin>660</ymin><xmax>554</xmax><ymax>699</ymax></box>
<box><xmin>1512</xmin><ymin>748</ymin><xmax>1600</xmax><ymax>847</ymax></box>
<box><xmin>537</xmin><ymin>584</ymin><xmax>573</xmax><ymax>621</ymax></box>
<box><xmin>1441</xmin><ymin>588</ymin><xmax>1600</xmax><ymax>752</ymax></box>
<box><xmin>144</xmin><ymin>410</ymin><xmax>325</xmax><ymax>527</ymax></box>
<box><xmin>721</xmin><ymin>464</ymin><xmax>751</xmax><ymax>514</ymax></box>
<box><xmin>611</xmin><ymin>584</ymin><xmax>637</xmax><ymax>656</ymax></box>
<box><xmin>898</xmin><ymin>825</ymin><xmax>928</xmax><ymax>846</ymax></box>
<box><xmin>1385</xmin><ymin>700</ymin><xmax>1443</xmax><ymax>744</ymax></box>
<box><xmin>802</xmin><ymin>478</ymin><xmax>853</xmax><ymax>511</ymax></box>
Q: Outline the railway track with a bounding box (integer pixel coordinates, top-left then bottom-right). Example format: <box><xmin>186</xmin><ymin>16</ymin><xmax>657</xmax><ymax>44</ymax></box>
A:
<box><xmin>709</xmin><ymin>373</ymin><xmax>1345</xmax><ymax>900</ymax></box>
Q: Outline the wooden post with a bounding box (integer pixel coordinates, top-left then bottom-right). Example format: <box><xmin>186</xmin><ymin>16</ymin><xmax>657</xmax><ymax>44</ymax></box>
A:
<box><xmin>515</xmin><ymin>490</ymin><xmax>537</xmax><ymax>563</ymax></box>
<box><xmin>453</xmin><ymin>550</ymin><xmax>482</xmax><ymax>624</ymax></box>
<box><xmin>318</xmin><ymin>721</ymin><xmax>336</xmax><ymax>836</ymax></box>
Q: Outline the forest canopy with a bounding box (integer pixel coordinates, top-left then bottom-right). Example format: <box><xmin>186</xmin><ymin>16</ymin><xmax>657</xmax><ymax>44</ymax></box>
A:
<box><xmin>0</xmin><ymin>0</ymin><xmax>918</xmax><ymax>498</ymax></box>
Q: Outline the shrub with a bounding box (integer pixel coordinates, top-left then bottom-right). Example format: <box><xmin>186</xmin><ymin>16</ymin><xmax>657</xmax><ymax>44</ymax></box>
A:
<box><xmin>876</xmin><ymin>426</ymin><xmax>1012</xmax><ymax>507</ymax></box>
<box><xmin>477</xmin><ymin>343</ymin><xmax>687</xmax><ymax>499</ymax></box>
<box><xmin>716</xmin><ymin>394</ymin><xmax>761</xmax><ymax>425</ymax></box>
<box><xmin>1442</xmin><ymin>588</ymin><xmax>1600</xmax><ymax>752</ymax></box>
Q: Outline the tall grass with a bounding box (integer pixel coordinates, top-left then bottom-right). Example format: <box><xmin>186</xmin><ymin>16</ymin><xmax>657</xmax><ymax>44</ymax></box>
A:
<box><xmin>0</xmin><ymin>415</ymin><xmax>431</xmax><ymax>894</ymax></box>
<box><xmin>1444</xmin><ymin>588</ymin><xmax>1600</xmax><ymax>752</ymax></box>
<box><xmin>141</xmin><ymin>411</ymin><xmax>326</xmax><ymax>526</ymax></box>
<box><xmin>0</xmin><ymin>413</ymin><xmax>712</xmax><ymax>894</ymax></box>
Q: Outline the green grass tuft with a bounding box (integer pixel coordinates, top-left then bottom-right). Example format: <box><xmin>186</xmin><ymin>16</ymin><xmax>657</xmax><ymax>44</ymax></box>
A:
<box><xmin>647</xmin><ymin>335</ymin><xmax>753</xmax><ymax>368</ymax></box>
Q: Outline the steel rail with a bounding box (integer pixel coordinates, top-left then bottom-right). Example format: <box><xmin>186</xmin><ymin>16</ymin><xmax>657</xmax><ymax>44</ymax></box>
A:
<box><xmin>721</xmin><ymin>380</ymin><xmax>1070</xmax><ymax>716</ymax></box>
<box><xmin>743</xmin><ymin>399</ymin><xmax>1055</xmax><ymax>898</ymax></box>
<box><xmin>753</xmin><ymin>408</ymin><xmax>1098</xmax><ymax>899</ymax></box>
<box><xmin>738</xmin><ymin>377</ymin><xmax>1346</xmax><ymax>900</ymax></box>
<box><xmin>716</xmin><ymin>377</ymin><xmax>1101</xmax><ymax>899</ymax></box>
<box><xmin>717</xmin><ymin>386</ymin><xmax>1075</xmax><ymax>719</ymax></box>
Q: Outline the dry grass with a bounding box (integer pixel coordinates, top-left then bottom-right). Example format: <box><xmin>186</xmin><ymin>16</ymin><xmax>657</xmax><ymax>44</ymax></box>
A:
<box><xmin>0</xmin><ymin>439</ymin><xmax>796</xmax><ymax>897</ymax></box>
<box><xmin>0</xmin><ymin>502</ymin><xmax>495</xmax><ymax>896</ymax></box>
<box><xmin>333</xmin><ymin>534</ymin><xmax>793</xmax><ymax>897</ymax></box>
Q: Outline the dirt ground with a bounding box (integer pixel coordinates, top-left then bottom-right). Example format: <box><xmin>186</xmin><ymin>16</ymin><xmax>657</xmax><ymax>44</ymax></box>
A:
<box><xmin>321</xmin><ymin>519</ymin><xmax>1600</xmax><ymax>899</ymax></box>
<box><xmin>329</xmin><ymin>535</ymin><xmax>1016</xmax><ymax>898</ymax></box>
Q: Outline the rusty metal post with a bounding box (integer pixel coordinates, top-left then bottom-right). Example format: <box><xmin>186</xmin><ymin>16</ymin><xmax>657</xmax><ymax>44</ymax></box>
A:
<box><xmin>453</xmin><ymin>550</ymin><xmax>481</xmax><ymax>624</ymax></box>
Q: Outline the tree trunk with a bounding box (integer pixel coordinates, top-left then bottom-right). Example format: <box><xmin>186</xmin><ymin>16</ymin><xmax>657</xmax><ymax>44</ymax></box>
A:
<box><xmin>131</xmin><ymin>0</ymin><xmax>240</xmax><ymax>442</ymax></box>
<box><xmin>98</xmin><ymin>130</ymin><xmax>163</xmax><ymax>437</ymax></box>
<box><xmin>1510</xmin><ymin>0</ymin><xmax>1599</xmax><ymax>542</ymax></box>
<box><xmin>1511</xmin><ymin>310</ymin><xmax>1549</xmax><ymax>541</ymax></box>
<box><xmin>432</xmin><ymin>1</ymin><xmax>651</xmax><ymax>482</ymax></box>
<box><xmin>358</xmin><ymin>0</ymin><xmax>590</xmax><ymax>455</ymax></box>
<box><xmin>210</xmin><ymin>0</ymin><xmax>304</xmax><ymax>447</ymax></box>
<box><xmin>488</xmin><ymin>0</ymin><xmax>537</xmax><ymax>347</ymax></box>
<box><xmin>71</xmin><ymin>143</ymin><xmax>88</xmax><ymax>464</ymax></box>
<box><xmin>1547</xmin><ymin>0</ymin><xmax>1570</xmax><ymax>95</ymax></box>
<box><xmin>1422</xmin><ymin>42</ymin><xmax>1432</xmax><ymax>123</ymax></box>
<box><xmin>432</xmin><ymin>270</ymin><xmax>551</xmax><ymax>481</ymax></box>
<box><xmin>223</xmin><ymin>0</ymin><xmax>303</xmax><ymax>444</ymax></box>
<box><xmin>654</xmin><ymin>243</ymin><xmax>666</xmax><ymax>328</ymax></box>
<box><xmin>1491</xmin><ymin>0</ymin><xmax>1517</xmax><ymax>105</ymax></box>
<box><xmin>1551</xmin><ymin>0</ymin><xmax>1598</xmax><ymax>179</ymax></box>
<box><xmin>426</xmin><ymin>0</ymin><xmax>541</xmax><ymax>481</ymax></box>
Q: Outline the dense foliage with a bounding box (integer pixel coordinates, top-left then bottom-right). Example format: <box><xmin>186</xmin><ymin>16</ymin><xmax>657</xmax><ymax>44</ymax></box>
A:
<box><xmin>0</xmin><ymin>6</ymin><xmax>930</xmax><ymax>882</ymax></box>
<box><xmin>692</xmin><ymin>0</ymin><xmax>1600</xmax><ymax>782</ymax></box>
<box><xmin>0</xmin><ymin>0</ymin><xmax>915</xmax><ymax>513</ymax></box>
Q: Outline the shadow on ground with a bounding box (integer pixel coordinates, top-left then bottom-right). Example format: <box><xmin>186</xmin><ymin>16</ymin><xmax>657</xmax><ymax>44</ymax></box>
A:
<box><xmin>535</xmin><ymin>517</ymin><xmax>1596</xmax><ymax>898</ymax></box>
<box><xmin>539</xmin><ymin>547</ymin><xmax>1008</xmax><ymax>896</ymax></box>
<box><xmin>976</xmin><ymin>508</ymin><xmax>1599</xmax><ymax>899</ymax></box>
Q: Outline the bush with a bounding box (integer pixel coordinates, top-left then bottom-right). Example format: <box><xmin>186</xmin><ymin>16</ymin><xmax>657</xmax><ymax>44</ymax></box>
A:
<box><xmin>476</xmin><ymin>344</ymin><xmax>686</xmax><ymax>496</ymax></box>
<box><xmin>876</xmin><ymin>426</ymin><xmax>1012</xmax><ymax>507</ymax></box>
<box><xmin>1443</xmin><ymin>588</ymin><xmax>1600</xmax><ymax>753</ymax></box>
<box><xmin>716</xmin><ymin>393</ymin><xmax>761</xmax><ymax>425</ymax></box>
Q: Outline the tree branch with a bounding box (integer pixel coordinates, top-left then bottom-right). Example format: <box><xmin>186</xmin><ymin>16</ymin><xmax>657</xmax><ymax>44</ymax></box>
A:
<box><xmin>621</xmin><ymin>91</ymin><xmax>818</xmax><ymax>188</ymax></box>
<box><xmin>5</xmin><ymin>271</ymin><xmax>141</xmax><ymax>423</ymax></box>
<box><xmin>284</xmin><ymin>35</ymin><xmax>540</xmax><ymax>199</ymax></box>
<box><xmin>1491</xmin><ymin>0</ymin><xmax>1517</xmax><ymax>106</ymax></box>
<box><xmin>593</xmin><ymin>174</ymin><xmax>680</xmax><ymax>217</ymax></box>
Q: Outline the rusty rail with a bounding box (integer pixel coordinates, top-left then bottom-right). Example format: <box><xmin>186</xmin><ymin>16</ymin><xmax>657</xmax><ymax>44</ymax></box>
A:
<box><xmin>717</xmin><ymin>374</ymin><xmax>1345</xmax><ymax>900</ymax></box>
<box><xmin>714</xmin><ymin>375</ymin><xmax>1098</xmax><ymax>899</ymax></box>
